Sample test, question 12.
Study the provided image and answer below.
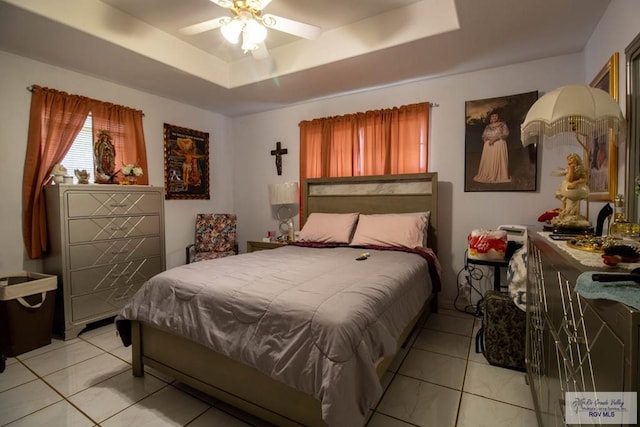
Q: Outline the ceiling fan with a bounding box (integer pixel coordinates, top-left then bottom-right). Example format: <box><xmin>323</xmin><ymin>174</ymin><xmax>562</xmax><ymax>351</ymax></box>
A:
<box><xmin>179</xmin><ymin>0</ymin><xmax>321</xmax><ymax>59</ymax></box>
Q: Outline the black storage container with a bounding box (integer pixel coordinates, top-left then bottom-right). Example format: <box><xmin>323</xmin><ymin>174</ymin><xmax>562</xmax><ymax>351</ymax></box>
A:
<box><xmin>0</xmin><ymin>272</ymin><xmax>57</xmax><ymax>371</ymax></box>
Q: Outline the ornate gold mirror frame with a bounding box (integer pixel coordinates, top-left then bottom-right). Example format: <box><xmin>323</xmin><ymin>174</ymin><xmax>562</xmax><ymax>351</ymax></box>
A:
<box><xmin>625</xmin><ymin>33</ymin><xmax>640</xmax><ymax>223</ymax></box>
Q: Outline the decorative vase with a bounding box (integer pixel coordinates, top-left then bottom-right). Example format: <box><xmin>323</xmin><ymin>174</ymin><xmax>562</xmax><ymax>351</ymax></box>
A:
<box><xmin>127</xmin><ymin>175</ymin><xmax>137</xmax><ymax>185</ymax></box>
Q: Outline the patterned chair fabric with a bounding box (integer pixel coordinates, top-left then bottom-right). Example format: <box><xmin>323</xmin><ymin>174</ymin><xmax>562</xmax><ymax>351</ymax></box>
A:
<box><xmin>186</xmin><ymin>213</ymin><xmax>238</xmax><ymax>263</ymax></box>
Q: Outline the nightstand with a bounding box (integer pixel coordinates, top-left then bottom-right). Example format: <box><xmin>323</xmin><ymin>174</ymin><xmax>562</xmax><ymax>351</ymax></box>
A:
<box><xmin>246</xmin><ymin>240</ymin><xmax>287</xmax><ymax>253</ymax></box>
<box><xmin>466</xmin><ymin>257</ymin><xmax>509</xmax><ymax>292</ymax></box>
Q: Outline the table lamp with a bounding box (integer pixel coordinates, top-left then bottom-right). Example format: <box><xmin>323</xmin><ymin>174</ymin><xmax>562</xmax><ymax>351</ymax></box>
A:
<box><xmin>521</xmin><ymin>85</ymin><xmax>625</xmax><ymax>230</ymax></box>
<box><xmin>268</xmin><ymin>182</ymin><xmax>299</xmax><ymax>241</ymax></box>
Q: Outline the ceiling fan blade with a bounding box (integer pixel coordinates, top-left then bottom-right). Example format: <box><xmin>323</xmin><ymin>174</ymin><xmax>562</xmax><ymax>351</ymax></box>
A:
<box><xmin>262</xmin><ymin>14</ymin><xmax>321</xmax><ymax>40</ymax></box>
<box><xmin>251</xmin><ymin>42</ymin><xmax>269</xmax><ymax>60</ymax></box>
<box><xmin>209</xmin><ymin>0</ymin><xmax>235</xmax><ymax>9</ymax></box>
<box><xmin>247</xmin><ymin>0</ymin><xmax>273</xmax><ymax>10</ymax></box>
<box><xmin>179</xmin><ymin>17</ymin><xmax>229</xmax><ymax>36</ymax></box>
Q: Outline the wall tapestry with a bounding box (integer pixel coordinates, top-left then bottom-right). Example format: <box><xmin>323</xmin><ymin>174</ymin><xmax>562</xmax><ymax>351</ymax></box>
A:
<box><xmin>464</xmin><ymin>91</ymin><xmax>539</xmax><ymax>192</ymax></box>
<box><xmin>164</xmin><ymin>123</ymin><xmax>210</xmax><ymax>200</ymax></box>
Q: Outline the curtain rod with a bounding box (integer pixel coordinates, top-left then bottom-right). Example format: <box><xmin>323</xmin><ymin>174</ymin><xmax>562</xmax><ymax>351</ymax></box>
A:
<box><xmin>26</xmin><ymin>85</ymin><xmax>145</xmax><ymax>116</ymax></box>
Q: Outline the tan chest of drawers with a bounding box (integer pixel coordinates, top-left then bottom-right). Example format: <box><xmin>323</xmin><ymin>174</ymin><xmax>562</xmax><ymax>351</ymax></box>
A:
<box><xmin>44</xmin><ymin>185</ymin><xmax>165</xmax><ymax>339</ymax></box>
<box><xmin>526</xmin><ymin>233</ymin><xmax>640</xmax><ymax>426</ymax></box>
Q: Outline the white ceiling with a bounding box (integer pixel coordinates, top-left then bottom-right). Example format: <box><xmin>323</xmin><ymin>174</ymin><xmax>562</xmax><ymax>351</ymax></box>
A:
<box><xmin>0</xmin><ymin>0</ymin><xmax>610</xmax><ymax>117</ymax></box>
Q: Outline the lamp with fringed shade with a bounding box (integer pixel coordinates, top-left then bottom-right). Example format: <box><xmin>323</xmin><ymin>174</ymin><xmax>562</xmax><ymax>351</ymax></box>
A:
<box><xmin>521</xmin><ymin>85</ymin><xmax>625</xmax><ymax>230</ymax></box>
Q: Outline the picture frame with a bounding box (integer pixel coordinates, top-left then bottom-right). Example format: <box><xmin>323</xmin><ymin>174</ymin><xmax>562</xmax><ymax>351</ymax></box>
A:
<box><xmin>588</xmin><ymin>52</ymin><xmax>619</xmax><ymax>201</ymax></box>
<box><xmin>464</xmin><ymin>91</ymin><xmax>538</xmax><ymax>192</ymax></box>
<box><xmin>163</xmin><ymin>123</ymin><xmax>210</xmax><ymax>200</ymax></box>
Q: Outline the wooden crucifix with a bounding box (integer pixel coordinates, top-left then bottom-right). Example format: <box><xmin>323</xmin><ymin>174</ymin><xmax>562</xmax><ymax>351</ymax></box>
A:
<box><xmin>270</xmin><ymin>141</ymin><xmax>288</xmax><ymax>175</ymax></box>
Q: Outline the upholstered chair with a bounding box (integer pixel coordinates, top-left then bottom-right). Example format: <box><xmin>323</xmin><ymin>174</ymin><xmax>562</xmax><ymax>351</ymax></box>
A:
<box><xmin>186</xmin><ymin>214</ymin><xmax>238</xmax><ymax>263</ymax></box>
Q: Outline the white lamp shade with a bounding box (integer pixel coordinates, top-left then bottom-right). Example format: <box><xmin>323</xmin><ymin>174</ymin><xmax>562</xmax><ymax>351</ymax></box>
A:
<box><xmin>521</xmin><ymin>85</ymin><xmax>625</xmax><ymax>146</ymax></box>
<box><xmin>269</xmin><ymin>182</ymin><xmax>298</xmax><ymax>205</ymax></box>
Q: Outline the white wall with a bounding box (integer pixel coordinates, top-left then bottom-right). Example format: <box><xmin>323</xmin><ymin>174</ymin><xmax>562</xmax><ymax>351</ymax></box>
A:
<box><xmin>0</xmin><ymin>50</ymin><xmax>234</xmax><ymax>273</ymax></box>
<box><xmin>585</xmin><ymin>0</ymin><xmax>640</xmax><ymax>105</ymax></box>
<box><xmin>583</xmin><ymin>0</ymin><xmax>640</xmax><ymax>218</ymax></box>
<box><xmin>233</xmin><ymin>0</ymin><xmax>640</xmax><ymax>309</ymax></box>
<box><xmin>233</xmin><ymin>53</ymin><xmax>587</xmax><ymax>308</ymax></box>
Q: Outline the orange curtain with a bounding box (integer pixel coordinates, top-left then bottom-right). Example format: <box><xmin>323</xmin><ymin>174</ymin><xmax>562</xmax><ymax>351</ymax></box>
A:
<box><xmin>387</xmin><ymin>102</ymin><xmax>429</xmax><ymax>174</ymax></box>
<box><xmin>299</xmin><ymin>102</ymin><xmax>430</xmax><ymax>222</ymax></box>
<box><xmin>22</xmin><ymin>86</ymin><xmax>148</xmax><ymax>259</ymax></box>
<box><xmin>92</xmin><ymin>103</ymin><xmax>148</xmax><ymax>185</ymax></box>
<box><xmin>22</xmin><ymin>86</ymin><xmax>92</xmax><ymax>259</ymax></box>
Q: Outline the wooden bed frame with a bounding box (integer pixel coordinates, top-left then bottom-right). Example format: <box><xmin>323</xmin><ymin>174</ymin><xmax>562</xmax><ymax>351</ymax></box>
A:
<box><xmin>130</xmin><ymin>173</ymin><xmax>439</xmax><ymax>426</ymax></box>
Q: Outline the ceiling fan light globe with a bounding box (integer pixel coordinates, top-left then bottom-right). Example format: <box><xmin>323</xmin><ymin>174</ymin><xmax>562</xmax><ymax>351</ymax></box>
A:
<box><xmin>245</xmin><ymin>19</ymin><xmax>267</xmax><ymax>43</ymax></box>
<box><xmin>241</xmin><ymin>32</ymin><xmax>259</xmax><ymax>52</ymax></box>
<box><xmin>221</xmin><ymin>19</ymin><xmax>243</xmax><ymax>44</ymax></box>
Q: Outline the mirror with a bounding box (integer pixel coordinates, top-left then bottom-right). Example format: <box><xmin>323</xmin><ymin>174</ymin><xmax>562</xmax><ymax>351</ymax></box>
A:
<box><xmin>625</xmin><ymin>32</ymin><xmax>640</xmax><ymax>223</ymax></box>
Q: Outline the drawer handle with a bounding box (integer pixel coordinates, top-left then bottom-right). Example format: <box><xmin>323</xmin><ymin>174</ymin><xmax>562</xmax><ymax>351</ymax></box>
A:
<box><xmin>110</xmin><ymin>226</ymin><xmax>128</xmax><ymax>231</ymax></box>
<box><xmin>562</xmin><ymin>322</ymin><xmax>586</xmax><ymax>344</ymax></box>
<box><xmin>109</xmin><ymin>203</ymin><xmax>128</xmax><ymax>208</ymax></box>
<box><xmin>111</xmin><ymin>250</ymin><xmax>129</xmax><ymax>255</ymax></box>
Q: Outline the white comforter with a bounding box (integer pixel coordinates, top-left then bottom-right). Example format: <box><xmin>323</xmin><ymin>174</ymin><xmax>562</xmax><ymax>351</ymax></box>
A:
<box><xmin>116</xmin><ymin>245</ymin><xmax>434</xmax><ymax>426</ymax></box>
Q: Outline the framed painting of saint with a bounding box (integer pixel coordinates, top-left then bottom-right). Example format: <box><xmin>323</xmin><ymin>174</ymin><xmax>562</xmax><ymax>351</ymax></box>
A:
<box><xmin>164</xmin><ymin>123</ymin><xmax>210</xmax><ymax>200</ymax></box>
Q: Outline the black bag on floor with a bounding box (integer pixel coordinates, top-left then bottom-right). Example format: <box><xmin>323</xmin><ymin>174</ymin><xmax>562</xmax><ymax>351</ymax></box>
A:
<box><xmin>475</xmin><ymin>290</ymin><xmax>526</xmax><ymax>371</ymax></box>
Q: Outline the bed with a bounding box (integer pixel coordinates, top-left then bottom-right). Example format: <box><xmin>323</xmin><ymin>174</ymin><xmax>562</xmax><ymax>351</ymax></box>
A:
<box><xmin>116</xmin><ymin>173</ymin><xmax>440</xmax><ymax>427</ymax></box>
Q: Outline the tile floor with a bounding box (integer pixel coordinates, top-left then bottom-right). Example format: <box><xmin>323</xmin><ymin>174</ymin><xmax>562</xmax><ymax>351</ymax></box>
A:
<box><xmin>0</xmin><ymin>308</ymin><xmax>537</xmax><ymax>426</ymax></box>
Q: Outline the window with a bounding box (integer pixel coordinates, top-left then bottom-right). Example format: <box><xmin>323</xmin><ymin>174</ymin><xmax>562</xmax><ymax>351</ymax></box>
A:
<box><xmin>61</xmin><ymin>114</ymin><xmax>95</xmax><ymax>183</ymax></box>
<box><xmin>23</xmin><ymin>85</ymin><xmax>148</xmax><ymax>259</ymax></box>
<box><xmin>298</xmin><ymin>102</ymin><xmax>430</xmax><ymax>221</ymax></box>
<box><xmin>300</xmin><ymin>102</ymin><xmax>430</xmax><ymax>179</ymax></box>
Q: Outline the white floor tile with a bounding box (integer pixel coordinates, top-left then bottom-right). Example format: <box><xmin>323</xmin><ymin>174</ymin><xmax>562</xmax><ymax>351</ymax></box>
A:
<box><xmin>424</xmin><ymin>312</ymin><xmax>475</xmax><ymax>336</ymax></box>
<box><xmin>0</xmin><ymin>310</ymin><xmax>544</xmax><ymax>427</ymax></box>
<box><xmin>188</xmin><ymin>407</ymin><xmax>252</xmax><ymax>426</ymax></box>
<box><xmin>69</xmin><ymin>369</ymin><xmax>166</xmax><ymax>422</ymax></box>
<box><xmin>377</xmin><ymin>375</ymin><xmax>460</xmax><ymax>426</ymax></box>
<box><xmin>43</xmin><ymin>353</ymin><xmax>130</xmax><ymax>397</ymax></box>
<box><xmin>367</xmin><ymin>412</ymin><xmax>416</xmax><ymax>426</ymax></box>
<box><xmin>20</xmin><ymin>341</ymin><xmax>104</xmax><ymax>376</ymax></box>
<box><xmin>16</xmin><ymin>337</ymin><xmax>80</xmax><ymax>361</ymax></box>
<box><xmin>5</xmin><ymin>400</ymin><xmax>95</xmax><ymax>427</ymax></box>
<box><xmin>399</xmin><ymin>348</ymin><xmax>467</xmax><ymax>390</ymax></box>
<box><xmin>467</xmin><ymin>319</ymin><xmax>489</xmax><ymax>365</ymax></box>
<box><xmin>413</xmin><ymin>328</ymin><xmax>470</xmax><ymax>359</ymax></box>
<box><xmin>0</xmin><ymin>380</ymin><xmax>62</xmax><ymax>425</ymax></box>
<box><xmin>457</xmin><ymin>392</ymin><xmax>538</xmax><ymax>427</ymax></box>
<box><xmin>463</xmin><ymin>361</ymin><xmax>533</xmax><ymax>409</ymax></box>
<box><xmin>101</xmin><ymin>384</ymin><xmax>209</xmax><ymax>426</ymax></box>
<box><xmin>438</xmin><ymin>308</ymin><xmax>478</xmax><ymax>320</ymax></box>
<box><xmin>81</xmin><ymin>328</ymin><xmax>124</xmax><ymax>352</ymax></box>
<box><xmin>0</xmin><ymin>362</ymin><xmax>37</xmax><ymax>393</ymax></box>
<box><xmin>109</xmin><ymin>344</ymin><xmax>133</xmax><ymax>364</ymax></box>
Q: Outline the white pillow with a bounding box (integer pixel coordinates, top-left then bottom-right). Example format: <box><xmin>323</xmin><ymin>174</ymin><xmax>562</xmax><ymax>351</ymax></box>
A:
<box><xmin>298</xmin><ymin>213</ymin><xmax>359</xmax><ymax>244</ymax></box>
<box><xmin>350</xmin><ymin>213</ymin><xmax>427</xmax><ymax>248</ymax></box>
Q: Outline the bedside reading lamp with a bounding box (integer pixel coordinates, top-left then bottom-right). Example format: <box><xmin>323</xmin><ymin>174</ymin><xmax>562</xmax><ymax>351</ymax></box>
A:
<box><xmin>521</xmin><ymin>85</ymin><xmax>625</xmax><ymax>230</ymax></box>
<box><xmin>268</xmin><ymin>182</ymin><xmax>299</xmax><ymax>241</ymax></box>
